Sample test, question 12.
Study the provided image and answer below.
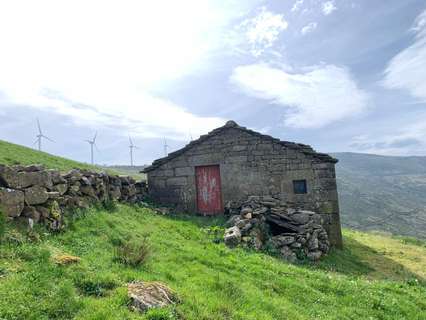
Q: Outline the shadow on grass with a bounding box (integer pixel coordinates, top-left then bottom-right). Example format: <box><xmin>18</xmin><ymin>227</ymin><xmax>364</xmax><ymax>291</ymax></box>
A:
<box><xmin>305</xmin><ymin>235</ymin><xmax>425</xmax><ymax>282</ymax></box>
<box><xmin>154</xmin><ymin>208</ymin><xmax>425</xmax><ymax>282</ymax></box>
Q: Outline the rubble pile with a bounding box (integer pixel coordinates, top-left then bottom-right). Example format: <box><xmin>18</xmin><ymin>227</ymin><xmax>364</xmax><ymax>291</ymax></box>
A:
<box><xmin>224</xmin><ymin>196</ymin><xmax>330</xmax><ymax>262</ymax></box>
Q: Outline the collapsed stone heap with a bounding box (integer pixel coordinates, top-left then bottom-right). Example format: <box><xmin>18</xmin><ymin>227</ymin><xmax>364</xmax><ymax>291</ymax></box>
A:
<box><xmin>224</xmin><ymin>195</ymin><xmax>330</xmax><ymax>262</ymax></box>
<box><xmin>0</xmin><ymin>164</ymin><xmax>146</xmax><ymax>230</ymax></box>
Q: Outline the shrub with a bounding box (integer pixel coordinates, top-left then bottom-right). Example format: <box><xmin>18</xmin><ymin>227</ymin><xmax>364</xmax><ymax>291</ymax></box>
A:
<box><xmin>45</xmin><ymin>282</ymin><xmax>82</xmax><ymax>319</ymax></box>
<box><xmin>16</xmin><ymin>244</ymin><xmax>51</xmax><ymax>262</ymax></box>
<box><xmin>145</xmin><ymin>308</ymin><xmax>177</xmax><ymax>320</ymax></box>
<box><xmin>114</xmin><ymin>237</ymin><xmax>151</xmax><ymax>267</ymax></box>
<box><xmin>102</xmin><ymin>199</ymin><xmax>118</xmax><ymax>212</ymax></box>
<box><xmin>74</xmin><ymin>273</ymin><xmax>118</xmax><ymax>297</ymax></box>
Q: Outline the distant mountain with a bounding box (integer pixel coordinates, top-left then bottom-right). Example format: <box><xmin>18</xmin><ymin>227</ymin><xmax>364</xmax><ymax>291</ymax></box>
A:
<box><xmin>333</xmin><ymin>152</ymin><xmax>426</xmax><ymax>239</ymax></box>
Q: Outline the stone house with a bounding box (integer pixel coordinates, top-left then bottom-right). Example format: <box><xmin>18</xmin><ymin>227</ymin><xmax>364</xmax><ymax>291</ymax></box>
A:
<box><xmin>143</xmin><ymin>121</ymin><xmax>342</xmax><ymax>248</ymax></box>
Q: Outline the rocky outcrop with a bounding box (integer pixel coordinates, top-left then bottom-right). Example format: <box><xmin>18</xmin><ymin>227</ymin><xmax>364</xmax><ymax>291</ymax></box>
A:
<box><xmin>0</xmin><ymin>164</ymin><xmax>147</xmax><ymax>229</ymax></box>
<box><xmin>224</xmin><ymin>195</ymin><xmax>330</xmax><ymax>262</ymax></box>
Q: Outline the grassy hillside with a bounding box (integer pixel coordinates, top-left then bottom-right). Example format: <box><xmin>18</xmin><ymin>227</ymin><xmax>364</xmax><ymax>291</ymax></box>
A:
<box><xmin>0</xmin><ymin>205</ymin><xmax>425</xmax><ymax>320</ymax></box>
<box><xmin>334</xmin><ymin>152</ymin><xmax>426</xmax><ymax>239</ymax></box>
<box><xmin>102</xmin><ymin>165</ymin><xmax>147</xmax><ymax>181</ymax></box>
<box><xmin>0</xmin><ymin>140</ymin><xmax>96</xmax><ymax>172</ymax></box>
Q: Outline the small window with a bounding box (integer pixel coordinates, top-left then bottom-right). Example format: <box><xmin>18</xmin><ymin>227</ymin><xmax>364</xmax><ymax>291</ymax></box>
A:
<box><xmin>293</xmin><ymin>180</ymin><xmax>307</xmax><ymax>194</ymax></box>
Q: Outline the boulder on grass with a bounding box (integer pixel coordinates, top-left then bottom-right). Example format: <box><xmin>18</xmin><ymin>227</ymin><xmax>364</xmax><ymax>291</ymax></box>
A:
<box><xmin>128</xmin><ymin>281</ymin><xmax>177</xmax><ymax>313</ymax></box>
<box><xmin>224</xmin><ymin>226</ymin><xmax>241</xmax><ymax>248</ymax></box>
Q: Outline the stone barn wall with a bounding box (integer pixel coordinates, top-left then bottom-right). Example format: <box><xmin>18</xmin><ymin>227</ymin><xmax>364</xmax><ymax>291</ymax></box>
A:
<box><xmin>0</xmin><ymin>164</ymin><xmax>146</xmax><ymax>230</ymax></box>
<box><xmin>145</xmin><ymin>121</ymin><xmax>342</xmax><ymax>248</ymax></box>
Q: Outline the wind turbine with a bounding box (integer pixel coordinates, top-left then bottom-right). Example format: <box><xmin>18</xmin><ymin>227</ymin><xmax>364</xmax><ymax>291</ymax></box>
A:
<box><xmin>85</xmin><ymin>132</ymin><xmax>98</xmax><ymax>165</ymax></box>
<box><xmin>163</xmin><ymin>138</ymin><xmax>169</xmax><ymax>157</ymax></box>
<box><xmin>129</xmin><ymin>136</ymin><xmax>139</xmax><ymax>167</ymax></box>
<box><xmin>34</xmin><ymin>118</ymin><xmax>54</xmax><ymax>151</ymax></box>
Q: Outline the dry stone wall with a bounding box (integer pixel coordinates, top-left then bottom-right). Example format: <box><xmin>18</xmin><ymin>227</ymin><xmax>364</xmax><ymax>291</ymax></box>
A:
<box><xmin>0</xmin><ymin>164</ymin><xmax>146</xmax><ymax>229</ymax></box>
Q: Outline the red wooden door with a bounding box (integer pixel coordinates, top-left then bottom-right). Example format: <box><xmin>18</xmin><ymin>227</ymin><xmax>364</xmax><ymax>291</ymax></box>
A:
<box><xmin>195</xmin><ymin>165</ymin><xmax>223</xmax><ymax>215</ymax></box>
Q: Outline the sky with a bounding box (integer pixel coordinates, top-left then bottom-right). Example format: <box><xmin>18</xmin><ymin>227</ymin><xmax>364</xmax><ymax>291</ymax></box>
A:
<box><xmin>0</xmin><ymin>0</ymin><xmax>425</xmax><ymax>165</ymax></box>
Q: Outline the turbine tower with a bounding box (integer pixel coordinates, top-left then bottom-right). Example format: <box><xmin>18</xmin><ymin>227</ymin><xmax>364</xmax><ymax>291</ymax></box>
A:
<box><xmin>129</xmin><ymin>136</ymin><xmax>139</xmax><ymax>167</ymax></box>
<box><xmin>85</xmin><ymin>132</ymin><xmax>98</xmax><ymax>165</ymax></box>
<box><xmin>163</xmin><ymin>138</ymin><xmax>169</xmax><ymax>157</ymax></box>
<box><xmin>34</xmin><ymin>118</ymin><xmax>54</xmax><ymax>151</ymax></box>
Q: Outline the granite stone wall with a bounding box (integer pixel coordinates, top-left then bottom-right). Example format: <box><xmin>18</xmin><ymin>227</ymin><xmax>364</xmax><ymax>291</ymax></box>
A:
<box><xmin>145</xmin><ymin>122</ymin><xmax>342</xmax><ymax>248</ymax></box>
<box><xmin>0</xmin><ymin>164</ymin><xmax>146</xmax><ymax>230</ymax></box>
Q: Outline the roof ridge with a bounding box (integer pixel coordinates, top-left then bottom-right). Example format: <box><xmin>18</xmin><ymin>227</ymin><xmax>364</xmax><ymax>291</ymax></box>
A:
<box><xmin>143</xmin><ymin>121</ymin><xmax>337</xmax><ymax>172</ymax></box>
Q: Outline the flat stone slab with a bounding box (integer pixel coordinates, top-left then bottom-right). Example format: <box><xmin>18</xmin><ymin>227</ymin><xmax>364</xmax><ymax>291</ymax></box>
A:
<box><xmin>128</xmin><ymin>281</ymin><xmax>177</xmax><ymax>313</ymax></box>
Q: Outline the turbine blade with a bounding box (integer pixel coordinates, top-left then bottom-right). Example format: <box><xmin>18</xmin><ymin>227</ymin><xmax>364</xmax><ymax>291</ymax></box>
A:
<box><xmin>129</xmin><ymin>136</ymin><xmax>133</xmax><ymax>146</ymax></box>
<box><xmin>94</xmin><ymin>143</ymin><xmax>100</xmax><ymax>152</ymax></box>
<box><xmin>93</xmin><ymin>131</ymin><xmax>97</xmax><ymax>142</ymax></box>
<box><xmin>33</xmin><ymin>138</ymin><xmax>39</xmax><ymax>145</ymax></box>
<box><xmin>43</xmin><ymin>135</ymin><xmax>55</xmax><ymax>143</ymax></box>
<box><xmin>37</xmin><ymin>118</ymin><xmax>42</xmax><ymax>134</ymax></box>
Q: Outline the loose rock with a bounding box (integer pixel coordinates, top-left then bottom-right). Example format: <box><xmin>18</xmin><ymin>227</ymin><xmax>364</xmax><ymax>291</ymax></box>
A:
<box><xmin>128</xmin><ymin>281</ymin><xmax>177</xmax><ymax>313</ymax></box>
<box><xmin>224</xmin><ymin>226</ymin><xmax>241</xmax><ymax>247</ymax></box>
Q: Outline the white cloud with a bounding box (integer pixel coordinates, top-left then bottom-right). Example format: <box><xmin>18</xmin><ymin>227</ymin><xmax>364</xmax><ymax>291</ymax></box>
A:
<box><xmin>239</xmin><ymin>7</ymin><xmax>288</xmax><ymax>57</ymax></box>
<box><xmin>350</xmin><ymin>119</ymin><xmax>426</xmax><ymax>156</ymax></box>
<box><xmin>230</xmin><ymin>63</ymin><xmax>368</xmax><ymax>128</ymax></box>
<box><xmin>291</xmin><ymin>0</ymin><xmax>304</xmax><ymax>13</ymax></box>
<box><xmin>383</xmin><ymin>10</ymin><xmax>426</xmax><ymax>101</ymax></box>
<box><xmin>0</xmin><ymin>0</ymin><xmax>236</xmax><ymax>140</ymax></box>
<box><xmin>322</xmin><ymin>1</ymin><xmax>337</xmax><ymax>15</ymax></box>
<box><xmin>412</xmin><ymin>10</ymin><xmax>426</xmax><ymax>34</ymax></box>
<box><xmin>1</xmin><ymin>87</ymin><xmax>225</xmax><ymax>140</ymax></box>
<box><xmin>301</xmin><ymin>22</ymin><xmax>318</xmax><ymax>35</ymax></box>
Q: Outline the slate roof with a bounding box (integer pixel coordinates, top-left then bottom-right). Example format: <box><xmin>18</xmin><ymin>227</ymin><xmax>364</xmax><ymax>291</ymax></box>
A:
<box><xmin>143</xmin><ymin>120</ymin><xmax>338</xmax><ymax>173</ymax></box>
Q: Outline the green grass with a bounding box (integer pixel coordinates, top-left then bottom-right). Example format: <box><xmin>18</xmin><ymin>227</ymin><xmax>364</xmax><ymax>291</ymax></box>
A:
<box><xmin>1</xmin><ymin>140</ymin><xmax>425</xmax><ymax>319</ymax></box>
<box><xmin>1</xmin><ymin>205</ymin><xmax>425</xmax><ymax>320</ymax></box>
<box><xmin>0</xmin><ymin>140</ymin><xmax>97</xmax><ymax>172</ymax></box>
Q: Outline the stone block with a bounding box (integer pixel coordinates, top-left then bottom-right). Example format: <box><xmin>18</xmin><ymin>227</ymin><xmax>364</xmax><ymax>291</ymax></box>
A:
<box><xmin>166</xmin><ymin>177</ymin><xmax>187</xmax><ymax>186</ymax></box>
<box><xmin>53</xmin><ymin>183</ymin><xmax>68</xmax><ymax>195</ymax></box>
<box><xmin>80</xmin><ymin>185</ymin><xmax>97</xmax><ymax>198</ymax></box>
<box><xmin>257</xmin><ymin>143</ymin><xmax>273</xmax><ymax>151</ymax></box>
<box><xmin>18</xmin><ymin>171</ymin><xmax>53</xmax><ymax>189</ymax></box>
<box><xmin>25</xmin><ymin>186</ymin><xmax>49</xmax><ymax>205</ymax></box>
<box><xmin>232</xmin><ymin>145</ymin><xmax>247</xmax><ymax>152</ymax></box>
<box><xmin>319</xmin><ymin>201</ymin><xmax>339</xmax><ymax>214</ymax></box>
<box><xmin>225</xmin><ymin>155</ymin><xmax>247</xmax><ymax>163</ymax></box>
<box><xmin>174</xmin><ymin>167</ymin><xmax>193</xmax><ymax>176</ymax></box>
<box><xmin>0</xmin><ymin>187</ymin><xmax>25</xmax><ymax>217</ymax></box>
<box><xmin>22</xmin><ymin>206</ymin><xmax>41</xmax><ymax>222</ymax></box>
<box><xmin>0</xmin><ymin>165</ymin><xmax>19</xmax><ymax>188</ymax></box>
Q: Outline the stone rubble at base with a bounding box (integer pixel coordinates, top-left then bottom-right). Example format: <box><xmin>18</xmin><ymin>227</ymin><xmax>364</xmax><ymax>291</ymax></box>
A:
<box><xmin>224</xmin><ymin>195</ymin><xmax>330</xmax><ymax>262</ymax></box>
